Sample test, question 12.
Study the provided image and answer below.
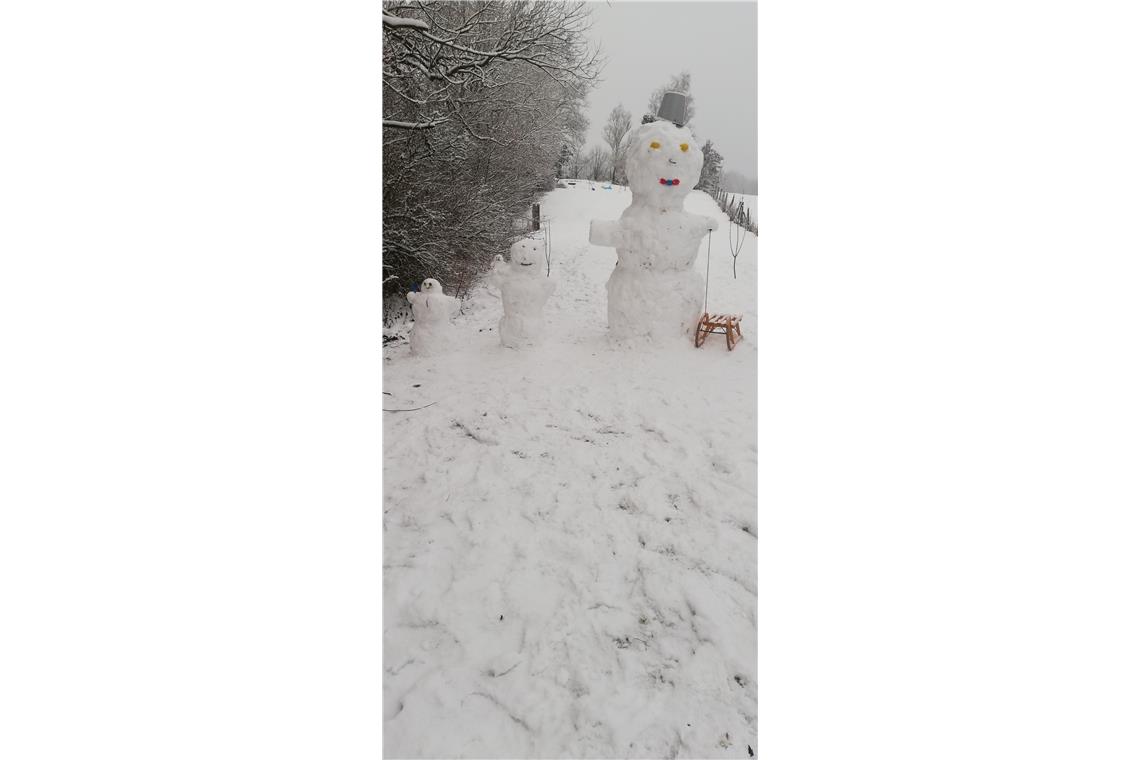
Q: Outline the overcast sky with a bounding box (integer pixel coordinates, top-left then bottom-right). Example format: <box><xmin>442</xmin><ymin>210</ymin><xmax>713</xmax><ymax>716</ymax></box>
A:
<box><xmin>582</xmin><ymin>0</ymin><xmax>757</xmax><ymax>178</ymax></box>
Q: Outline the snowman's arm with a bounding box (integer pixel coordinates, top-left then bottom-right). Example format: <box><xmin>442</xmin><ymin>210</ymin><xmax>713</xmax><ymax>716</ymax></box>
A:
<box><xmin>448</xmin><ymin>295</ymin><xmax>461</xmax><ymax>316</ymax></box>
<box><xmin>590</xmin><ymin>219</ymin><xmax>620</xmax><ymax>247</ymax></box>
<box><xmin>406</xmin><ymin>291</ymin><xmax>418</xmax><ymax>305</ymax></box>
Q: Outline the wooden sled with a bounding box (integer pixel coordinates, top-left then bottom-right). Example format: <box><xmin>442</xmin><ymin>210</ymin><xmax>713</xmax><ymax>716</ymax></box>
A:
<box><xmin>695</xmin><ymin>312</ymin><xmax>744</xmax><ymax>351</ymax></box>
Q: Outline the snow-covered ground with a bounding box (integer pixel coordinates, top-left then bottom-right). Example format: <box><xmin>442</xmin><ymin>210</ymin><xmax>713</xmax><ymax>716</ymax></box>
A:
<box><xmin>383</xmin><ymin>183</ymin><xmax>758</xmax><ymax>758</ymax></box>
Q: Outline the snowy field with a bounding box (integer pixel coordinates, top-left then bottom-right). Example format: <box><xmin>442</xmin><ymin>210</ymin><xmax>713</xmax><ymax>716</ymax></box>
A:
<box><xmin>383</xmin><ymin>182</ymin><xmax>758</xmax><ymax>758</ymax></box>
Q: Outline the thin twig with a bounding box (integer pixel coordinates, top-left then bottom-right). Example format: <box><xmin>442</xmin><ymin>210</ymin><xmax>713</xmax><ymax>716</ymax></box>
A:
<box><xmin>383</xmin><ymin>401</ymin><xmax>438</xmax><ymax>413</ymax></box>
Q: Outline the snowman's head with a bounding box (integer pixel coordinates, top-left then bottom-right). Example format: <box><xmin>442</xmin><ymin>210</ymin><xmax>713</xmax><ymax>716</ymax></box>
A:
<box><xmin>421</xmin><ymin>278</ymin><xmax>442</xmax><ymax>293</ymax></box>
<box><xmin>624</xmin><ymin>120</ymin><xmax>703</xmax><ymax>207</ymax></box>
<box><xmin>508</xmin><ymin>238</ymin><xmax>545</xmax><ymax>275</ymax></box>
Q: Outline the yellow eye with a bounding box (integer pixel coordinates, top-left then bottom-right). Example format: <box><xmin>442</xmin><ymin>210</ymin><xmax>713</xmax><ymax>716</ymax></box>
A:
<box><xmin>649</xmin><ymin>141</ymin><xmax>661</xmax><ymax>150</ymax></box>
<box><xmin>680</xmin><ymin>143</ymin><xmax>689</xmax><ymax>152</ymax></box>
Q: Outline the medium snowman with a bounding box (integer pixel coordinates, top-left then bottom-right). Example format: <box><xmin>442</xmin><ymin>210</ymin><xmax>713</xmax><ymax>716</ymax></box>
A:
<box><xmin>406</xmin><ymin>278</ymin><xmax>458</xmax><ymax>356</ymax></box>
<box><xmin>589</xmin><ymin>99</ymin><xmax>717</xmax><ymax>344</ymax></box>
<box><xmin>488</xmin><ymin>237</ymin><xmax>556</xmax><ymax>349</ymax></box>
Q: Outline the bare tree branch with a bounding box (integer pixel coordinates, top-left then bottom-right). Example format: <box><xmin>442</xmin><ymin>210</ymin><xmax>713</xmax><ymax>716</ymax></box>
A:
<box><xmin>383</xmin><ymin>117</ymin><xmax>448</xmax><ymax>130</ymax></box>
<box><xmin>382</xmin><ymin>12</ymin><xmax>430</xmax><ymax>30</ymax></box>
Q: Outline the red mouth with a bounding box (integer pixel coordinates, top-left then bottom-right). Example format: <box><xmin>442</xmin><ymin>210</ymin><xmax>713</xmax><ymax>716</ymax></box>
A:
<box><xmin>659</xmin><ymin>178</ymin><xmax>681</xmax><ymax>187</ymax></box>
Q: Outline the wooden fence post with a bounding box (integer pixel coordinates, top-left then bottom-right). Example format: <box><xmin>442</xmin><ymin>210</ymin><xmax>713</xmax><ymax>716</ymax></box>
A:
<box><xmin>531</xmin><ymin>204</ymin><xmax>541</xmax><ymax>232</ymax></box>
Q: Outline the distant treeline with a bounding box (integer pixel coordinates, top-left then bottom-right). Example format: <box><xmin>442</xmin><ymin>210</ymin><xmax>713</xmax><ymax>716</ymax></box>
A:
<box><xmin>719</xmin><ymin>169</ymin><xmax>758</xmax><ymax>195</ymax></box>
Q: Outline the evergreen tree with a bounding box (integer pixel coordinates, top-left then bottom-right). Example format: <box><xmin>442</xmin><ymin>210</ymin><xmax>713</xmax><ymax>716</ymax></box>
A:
<box><xmin>555</xmin><ymin>144</ymin><xmax>574</xmax><ymax>178</ymax></box>
<box><xmin>696</xmin><ymin>140</ymin><xmax>723</xmax><ymax>191</ymax></box>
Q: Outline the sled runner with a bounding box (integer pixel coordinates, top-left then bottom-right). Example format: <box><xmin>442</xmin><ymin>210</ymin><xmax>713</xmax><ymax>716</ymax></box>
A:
<box><xmin>694</xmin><ymin>313</ymin><xmax>743</xmax><ymax>351</ymax></box>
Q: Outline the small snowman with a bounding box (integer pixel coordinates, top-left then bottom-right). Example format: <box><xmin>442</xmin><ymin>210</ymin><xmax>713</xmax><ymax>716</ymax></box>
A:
<box><xmin>488</xmin><ymin>237</ymin><xmax>556</xmax><ymax>349</ymax></box>
<box><xmin>406</xmin><ymin>278</ymin><xmax>458</xmax><ymax>356</ymax></box>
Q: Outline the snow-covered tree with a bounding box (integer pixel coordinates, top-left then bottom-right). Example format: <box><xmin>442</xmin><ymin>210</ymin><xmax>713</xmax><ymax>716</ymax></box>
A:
<box><xmin>555</xmin><ymin>144</ymin><xmax>572</xmax><ymax>178</ymax></box>
<box><xmin>567</xmin><ymin>144</ymin><xmax>586</xmax><ymax>180</ymax></box>
<box><xmin>720</xmin><ymin>169</ymin><xmax>758</xmax><ymax>195</ymax></box>
<box><xmin>383</xmin><ymin>2</ymin><xmax>599</xmax><ymax>136</ymax></box>
<box><xmin>584</xmin><ymin>145</ymin><xmax>611</xmax><ymax>181</ymax></box>
<box><xmin>382</xmin><ymin>1</ymin><xmax>599</xmax><ymax>304</ymax></box>
<box><xmin>696</xmin><ymin>140</ymin><xmax>723</xmax><ymax>191</ymax></box>
<box><xmin>602</xmin><ymin>104</ymin><xmax>632</xmax><ymax>184</ymax></box>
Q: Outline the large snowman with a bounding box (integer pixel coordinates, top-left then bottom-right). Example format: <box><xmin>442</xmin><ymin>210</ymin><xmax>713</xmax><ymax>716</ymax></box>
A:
<box><xmin>406</xmin><ymin>278</ymin><xmax>458</xmax><ymax>356</ymax></box>
<box><xmin>589</xmin><ymin>98</ymin><xmax>717</xmax><ymax>344</ymax></box>
<box><xmin>488</xmin><ymin>236</ymin><xmax>556</xmax><ymax>348</ymax></box>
